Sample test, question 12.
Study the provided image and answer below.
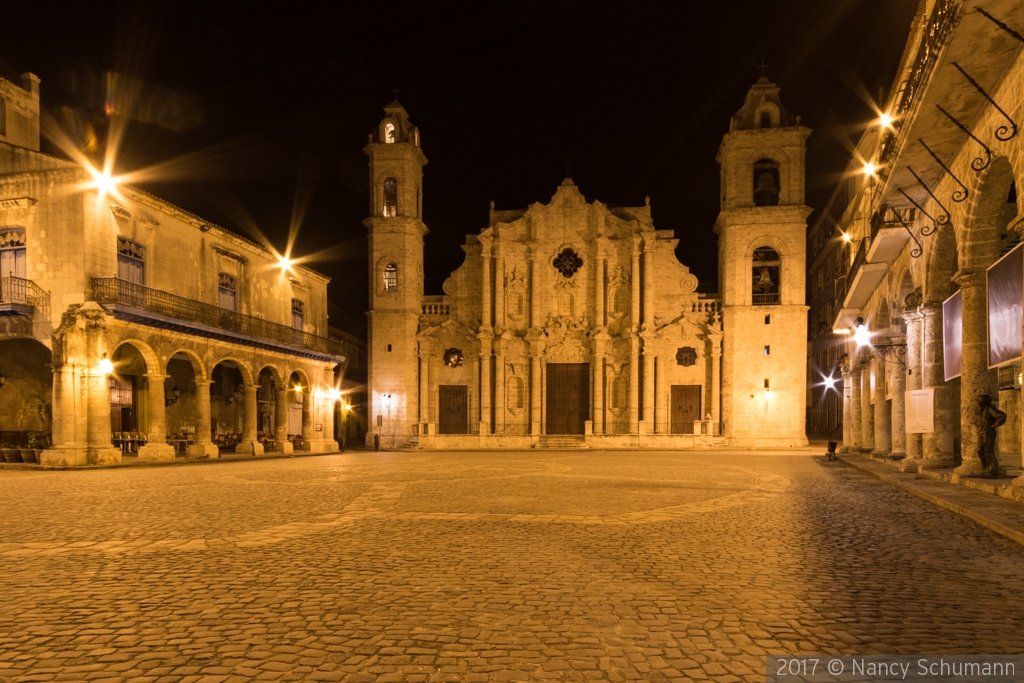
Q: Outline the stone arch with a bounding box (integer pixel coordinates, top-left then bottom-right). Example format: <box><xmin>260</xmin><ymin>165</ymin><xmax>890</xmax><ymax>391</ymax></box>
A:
<box><xmin>110</xmin><ymin>338</ymin><xmax>159</xmax><ymax>375</ymax></box>
<box><xmin>745</xmin><ymin>148</ymin><xmax>791</xmax><ymax>205</ymax></box>
<box><xmin>891</xmin><ymin>268</ymin><xmax>917</xmax><ymax>322</ymax></box>
<box><xmin>289</xmin><ymin>367</ymin><xmax>312</xmax><ymax>392</ymax></box>
<box><xmin>256</xmin><ymin>363</ymin><xmax>286</xmax><ymax>386</ymax></box>
<box><xmin>957</xmin><ymin>155</ymin><xmax>1017</xmax><ymax>272</ymax></box>
<box><xmin>375</xmin><ymin>255</ymin><xmax>401</xmax><ymax>295</ymax></box>
<box><xmin>744</xmin><ymin>234</ymin><xmax>790</xmax><ymax>259</ymax></box>
<box><xmin>755</xmin><ymin>102</ymin><xmax>780</xmax><ymax>129</ymax></box>
<box><xmin>209</xmin><ymin>356</ymin><xmax>254</xmax><ymax>384</ymax></box>
<box><xmin>164</xmin><ymin>347</ymin><xmax>207</xmax><ymax>381</ymax></box>
<box><xmin>924</xmin><ymin>224</ymin><xmax>958</xmax><ymax>304</ymax></box>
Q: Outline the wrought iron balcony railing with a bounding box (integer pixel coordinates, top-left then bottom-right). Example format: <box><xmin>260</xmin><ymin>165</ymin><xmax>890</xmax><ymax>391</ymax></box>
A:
<box><xmin>878</xmin><ymin>0</ymin><xmax>962</xmax><ymax>171</ymax></box>
<box><xmin>752</xmin><ymin>292</ymin><xmax>780</xmax><ymax>305</ymax></box>
<box><xmin>870</xmin><ymin>204</ymin><xmax>918</xmax><ymax>239</ymax></box>
<box><xmin>0</xmin><ymin>276</ymin><xmax>50</xmax><ymax>312</ymax></box>
<box><xmin>90</xmin><ymin>277</ymin><xmax>345</xmax><ymax>358</ymax></box>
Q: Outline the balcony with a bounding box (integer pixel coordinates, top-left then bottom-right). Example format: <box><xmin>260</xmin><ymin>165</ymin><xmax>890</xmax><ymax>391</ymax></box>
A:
<box><xmin>0</xmin><ymin>276</ymin><xmax>50</xmax><ymax>317</ymax></box>
<box><xmin>834</xmin><ymin>238</ymin><xmax>887</xmax><ymax>330</ymax></box>
<box><xmin>867</xmin><ymin>204</ymin><xmax>917</xmax><ymax>263</ymax></box>
<box><xmin>90</xmin><ymin>278</ymin><xmax>344</xmax><ymax>362</ymax></box>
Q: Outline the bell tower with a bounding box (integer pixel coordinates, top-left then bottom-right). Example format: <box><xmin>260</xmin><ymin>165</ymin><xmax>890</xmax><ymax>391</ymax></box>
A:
<box><xmin>364</xmin><ymin>99</ymin><xmax>427</xmax><ymax>447</ymax></box>
<box><xmin>715</xmin><ymin>77</ymin><xmax>811</xmax><ymax>446</ymax></box>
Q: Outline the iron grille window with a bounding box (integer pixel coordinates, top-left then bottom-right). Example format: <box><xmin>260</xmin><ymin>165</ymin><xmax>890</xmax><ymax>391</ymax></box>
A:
<box><xmin>384</xmin><ymin>263</ymin><xmax>398</xmax><ymax>292</ymax></box>
<box><xmin>117</xmin><ymin>238</ymin><xmax>145</xmax><ymax>285</ymax></box>
<box><xmin>998</xmin><ymin>363</ymin><xmax>1021</xmax><ymax>391</ymax></box>
<box><xmin>218</xmin><ymin>273</ymin><xmax>237</xmax><ymax>311</ymax></box>
<box><xmin>291</xmin><ymin>299</ymin><xmax>305</xmax><ymax>331</ymax></box>
<box><xmin>0</xmin><ymin>228</ymin><xmax>26</xmax><ymax>279</ymax></box>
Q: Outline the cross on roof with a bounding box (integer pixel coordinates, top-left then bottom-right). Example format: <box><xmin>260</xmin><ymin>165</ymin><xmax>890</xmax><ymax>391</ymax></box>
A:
<box><xmin>757</xmin><ymin>61</ymin><xmax>769</xmax><ymax>78</ymax></box>
<box><xmin>391</xmin><ymin>86</ymin><xmax>401</xmax><ymax>101</ymax></box>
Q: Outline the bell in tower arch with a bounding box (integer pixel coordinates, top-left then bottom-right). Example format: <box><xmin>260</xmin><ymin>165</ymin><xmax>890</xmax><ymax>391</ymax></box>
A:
<box><xmin>752</xmin><ymin>159</ymin><xmax>780</xmax><ymax>206</ymax></box>
<box><xmin>755</xmin><ymin>266</ymin><xmax>774</xmax><ymax>292</ymax></box>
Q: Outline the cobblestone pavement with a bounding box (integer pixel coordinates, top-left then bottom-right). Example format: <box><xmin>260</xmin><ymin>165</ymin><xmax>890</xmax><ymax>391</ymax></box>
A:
<box><xmin>2</xmin><ymin>450</ymin><xmax>1024</xmax><ymax>682</ymax></box>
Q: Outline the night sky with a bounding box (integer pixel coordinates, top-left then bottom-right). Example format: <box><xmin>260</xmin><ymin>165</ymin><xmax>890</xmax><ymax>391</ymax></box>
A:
<box><xmin>1</xmin><ymin>1</ymin><xmax>918</xmax><ymax>337</ymax></box>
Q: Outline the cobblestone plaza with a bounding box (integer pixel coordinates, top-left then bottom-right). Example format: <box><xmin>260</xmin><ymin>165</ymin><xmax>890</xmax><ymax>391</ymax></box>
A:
<box><xmin>2</xmin><ymin>450</ymin><xmax>1024</xmax><ymax>682</ymax></box>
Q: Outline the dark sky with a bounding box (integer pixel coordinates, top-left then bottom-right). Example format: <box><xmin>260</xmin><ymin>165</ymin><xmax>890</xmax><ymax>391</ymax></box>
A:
<box><xmin>1</xmin><ymin>1</ymin><xmax>918</xmax><ymax>337</ymax></box>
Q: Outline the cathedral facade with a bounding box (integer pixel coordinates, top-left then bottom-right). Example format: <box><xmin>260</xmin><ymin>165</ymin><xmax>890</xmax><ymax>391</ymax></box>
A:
<box><xmin>365</xmin><ymin>79</ymin><xmax>809</xmax><ymax>449</ymax></box>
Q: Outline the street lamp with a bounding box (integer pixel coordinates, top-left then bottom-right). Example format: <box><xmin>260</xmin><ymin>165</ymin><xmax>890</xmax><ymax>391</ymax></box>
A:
<box><xmin>165</xmin><ymin>385</ymin><xmax>180</xmax><ymax>407</ymax></box>
<box><xmin>853</xmin><ymin>317</ymin><xmax>872</xmax><ymax>347</ymax></box>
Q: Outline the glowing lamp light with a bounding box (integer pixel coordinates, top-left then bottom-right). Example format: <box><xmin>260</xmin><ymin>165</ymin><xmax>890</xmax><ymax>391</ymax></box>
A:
<box><xmin>293</xmin><ymin>384</ymin><xmax>303</xmax><ymax>394</ymax></box>
<box><xmin>878</xmin><ymin>112</ymin><xmax>894</xmax><ymax>129</ymax></box>
<box><xmin>277</xmin><ymin>255</ymin><xmax>294</xmax><ymax>272</ymax></box>
<box><xmin>327</xmin><ymin>388</ymin><xmax>342</xmax><ymax>401</ymax></box>
<box><xmin>824</xmin><ymin>375</ymin><xmax>837</xmax><ymax>391</ymax></box>
<box><xmin>87</xmin><ymin>167</ymin><xmax>121</xmax><ymax>198</ymax></box>
<box><xmin>764</xmin><ymin>389</ymin><xmax>773</xmax><ymax>401</ymax></box>
<box><xmin>98</xmin><ymin>356</ymin><xmax>114</xmax><ymax>375</ymax></box>
<box><xmin>841</xmin><ymin>232</ymin><xmax>852</xmax><ymax>242</ymax></box>
<box><xmin>862</xmin><ymin>161</ymin><xmax>877</xmax><ymax>178</ymax></box>
<box><xmin>342</xmin><ymin>402</ymin><xmax>351</xmax><ymax>412</ymax></box>
<box><xmin>853</xmin><ymin>318</ymin><xmax>871</xmax><ymax>347</ymax></box>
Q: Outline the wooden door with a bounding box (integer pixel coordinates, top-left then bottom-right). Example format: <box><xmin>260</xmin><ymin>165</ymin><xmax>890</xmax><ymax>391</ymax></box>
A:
<box><xmin>438</xmin><ymin>385</ymin><xmax>468</xmax><ymax>434</ymax></box>
<box><xmin>670</xmin><ymin>385</ymin><xmax>702</xmax><ymax>434</ymax></box>
<box><xmin>545</xmin><ymin>363</ymin><xmax>589</xmax><ymax>434</ymax></box>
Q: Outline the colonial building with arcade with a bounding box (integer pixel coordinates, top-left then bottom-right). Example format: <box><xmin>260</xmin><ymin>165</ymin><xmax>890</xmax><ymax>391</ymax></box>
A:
<box><xmin>365</xmin><ymin>79</ymin><xmax>810</xmax><ymax>449</ymax></box>
<box><xmin>0</xmin><ymin>72</ymin><xmax>345</xmax><ymax>466</ymax></box>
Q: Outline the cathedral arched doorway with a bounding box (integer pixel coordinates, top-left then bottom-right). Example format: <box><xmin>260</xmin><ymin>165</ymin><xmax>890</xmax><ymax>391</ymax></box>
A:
<box><xmin>0</xmin><ymin>338</ymin><xmax>52</xmax><ymax>449</ymax></box>
<box><xmin>545</xmin><ymin>363</ymin><xmax>589</xmax><ymax>434</ymax></box>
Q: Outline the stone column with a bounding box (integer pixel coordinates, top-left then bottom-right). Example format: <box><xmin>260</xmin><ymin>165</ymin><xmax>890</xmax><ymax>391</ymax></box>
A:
<box><xmin>921</xmin><ymin>302</ymin><xmax>955</xmax><ymax>465</ymax></box>
<box><xmin>841</xmin><ymin>361</ymin><xmax>853</xmax><ymax>452</ymax></box>
<box><xmin>638</xmin><ymin>350</ymin><xmax>655</xmax><ymax>430</ymax></box>
<box><xmin>594</xmin><ymin>356</ymin><xmax>605</xmax><ymax>435</ymax></box>
<box><xmin>871</xmin><ymin>355</ymin><xmax>892</xmax><ymax>457</ymax></box>
<box><xmin>494</xmin><ymin>250</ymin><xmax>504</xmax><ymax>328</ymax></box>
<box><xmin>849</xmin><ymin>362</ymin><xmax>862</xmax><ymax>451</ymax></box>
<box><xmin>300</xmin><ymin>389</ymin><xmax>316</xmax><ymax>449</ymax></box>
<box><xmin>710</xmin><ymin>335</ymin><xmax>722</xmax><ymax>434</ymax></box>
<box><xmin>903</xmin><ymin>309</ymin><xmax>924</xmax><ymax>464</ymax></box>
<box><xmin>272</xmin><ymin>388</ymin><xmax>293</xmax><ymax>454</ymax></box>
<box><xmin>642</xmin><ymin>239</ymin><xmax>654</xmax><ymax>327</ymax></box>
<box><xmin>322</xmin><ymin>395</ymin><xmax>338</xmax><ymax>451</ymax></box>
<box><xmin>860</xmin><ymin>358</ymin><xmax>874</xmax><ymax>451</ymax></box>
<box><xmin>631</xmin><ymin>237</ymin><xmax>641</xmax><ymax>327</ymax></box>
<box><xmin>481</xmin><ymin>244</ymin><xmax>492</xmax><ymax>328</ymax></box>
<box><xmin>889</xmin><ymin>334</ymin><xmax>907</xmax><ymax>459</ymax></box>
<box><xmin>955</xmin><ymin>271</ymin><xmax>991</xmax><ymax>475</ymax></box>
<box><xmin>596</xmin><ymin>256</ymin><xmax>606</xmax><ymax>328</ymax></box>
<box><xmin>419</xmin><ymin>352</ymin><xmax>430</xmax><ymax>428</ymax></box>
<box><xmin>629</xmin><ymin>341</ymin><xmax>640</xmax><ymax>433</ymax></box>
<box><xmin>48</xmin><ymin>364</ymin><xmax>80</xmax><ymax>453</ymax></box>
<box><xmin>187</xmin><ymin>380</ymin><xmax>220</xmax><ymax>458</ymax></box>
<box><xmin>529</xmin><ymin>247</ymin><xmax>539</xmax><ymax>328</ymax></box>
<box><xmin>479</xmin><ymin>340</ymin><xmax>492</xmax><ymax>434</ymax></box>
<box><xmin>138</xmin><ymin>373</ymin><xmax>176</xmax><ymax>460</ymax></box>
<box><xmin>494</xmin><ymin>351</ymin><xmax>505</xmax><ymax>433</ymax></box>
<box><xmin>235</xmin><ymin>383</ymin><xmax>265</xmax><ymax>455</ymax></box>
<box><xmin>530</xmin><ymin>352</ymin><xmax>542</xmax><ymax>435</ymax></box>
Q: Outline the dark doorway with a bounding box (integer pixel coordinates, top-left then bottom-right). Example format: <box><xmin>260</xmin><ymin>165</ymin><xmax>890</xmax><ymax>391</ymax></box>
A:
<box><xmin>438</xmin><ymin>385</ymin><xmax>468</xmax><ymax>434</ymax></box>
<box><xmin>671</xmin><ymin>385</ymin><xmax>702</xmax><ymax>434</ymax></box>
<box><xmin>546</xmin><ymin>363</ymin><xmax>589</xmax><ymax>434</ymax></box>
<box><xmin>109</xmin><ymin>375</ymin><xmax>137</xmax><ymax>432</ymax></box>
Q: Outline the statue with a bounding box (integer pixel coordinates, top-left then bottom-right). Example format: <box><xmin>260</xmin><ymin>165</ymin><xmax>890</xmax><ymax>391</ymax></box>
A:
<box><xmin>977</xmin><ymin>394</ymin><xmax>1006</xmax><ymax>478</ymax></box>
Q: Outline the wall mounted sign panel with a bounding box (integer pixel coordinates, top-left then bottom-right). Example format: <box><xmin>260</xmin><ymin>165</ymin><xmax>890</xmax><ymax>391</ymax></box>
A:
<box><xmin>987</xmin><ymin>242</ymin><xmax>1023</xmax><ymax>368</ymax></box>
<box><xmin>906</xmin><ymin>388</ymin><xmax>934</xmax><ymax>433</ymax></box>
<box><xmin>943</xmin><ymin>289</ymin><xmax>962</xmax><ymax>381</ymax></box>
